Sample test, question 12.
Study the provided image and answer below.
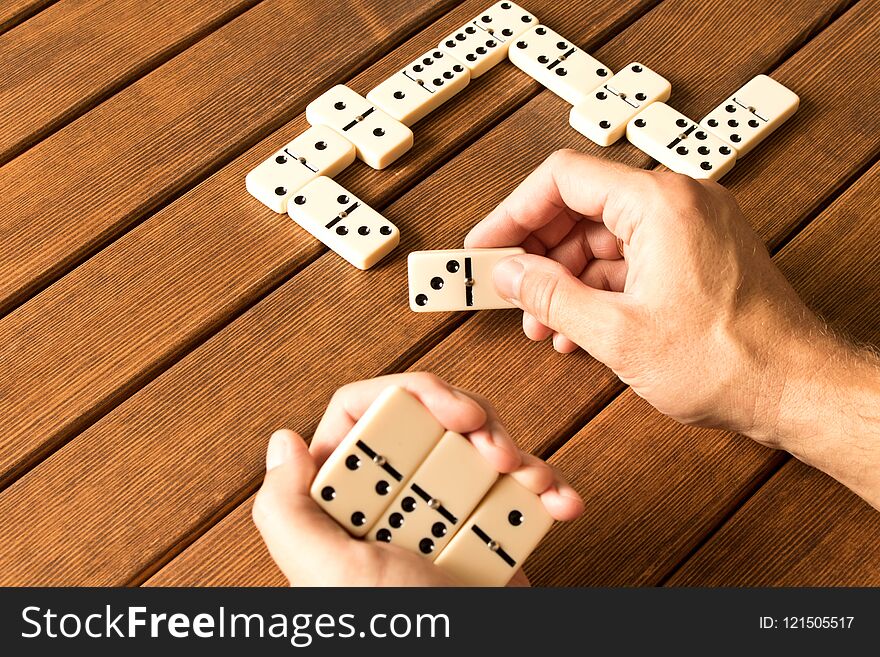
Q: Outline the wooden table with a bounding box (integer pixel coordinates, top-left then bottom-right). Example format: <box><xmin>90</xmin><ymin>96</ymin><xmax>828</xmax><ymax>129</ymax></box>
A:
<box><xmin>0</xmin><ymin>0</ymin><xmax>878</xmax><ymax>587</ymax></box>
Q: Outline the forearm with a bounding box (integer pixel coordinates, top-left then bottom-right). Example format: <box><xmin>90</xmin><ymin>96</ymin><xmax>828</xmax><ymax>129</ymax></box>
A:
<box><xmin>753</xmin><ymin>331</ymin><xmax>880</xmax><ymax>509</ymax></box>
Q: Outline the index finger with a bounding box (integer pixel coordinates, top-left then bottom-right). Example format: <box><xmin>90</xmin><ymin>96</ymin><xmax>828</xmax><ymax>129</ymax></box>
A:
<box><xmin>309</xmin><ymin>373</ymin><xmax>488</xmax><ymax>465</ymax></box>
<box><xmin>464</xmin><ymin>149</ymin><xmax>645</xmax><ymax>248</ymax></box>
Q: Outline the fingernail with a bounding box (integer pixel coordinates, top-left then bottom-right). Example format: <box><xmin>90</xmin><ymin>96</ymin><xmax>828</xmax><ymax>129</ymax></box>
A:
<box><xmin>493</xmin><ymin>258</ymin><xmax>524</xmax><ymax>301</ymax></box>
<box><xmin>266</xmin><ymin>430</ymin><xmax>292</xmax><ymax>471</ymax></box>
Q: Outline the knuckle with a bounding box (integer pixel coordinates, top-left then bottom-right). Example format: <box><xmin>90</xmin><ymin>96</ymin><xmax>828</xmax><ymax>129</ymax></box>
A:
<box><xmin>547</xmin><ymin>148</ymin><xmax>579</xmax><ymax>170</ymax></box>
<box><xmin>410</xmin><ymin>371</ymin><xmax>444</xmax><ymax>388</ymax></box>
<box><xmin>251</xmin><ymin>487</ymin><xmax>271</xmax><ymax>527</ymax></box>
<box><xmin>252</xmin><ymin>480</ymin><xmax>284</xmax><ymax>529</ymax></box>
<box><xmin>604</xmin><ymin>304</ymin><xmax>639</xmax><ymax>363</ymax></box>
<box><xmin>329</xmin><ymin>385</ymin><xmax>349</xmax><ymax>405</ymax></box>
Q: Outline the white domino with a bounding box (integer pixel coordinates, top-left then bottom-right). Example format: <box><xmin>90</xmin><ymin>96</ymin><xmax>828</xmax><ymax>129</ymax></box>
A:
<box><xmin>310</xmin><ymin>386</ymin><xmax>445</xmax><ymax>536</ymax></box>
<box><xmin>569</xmin><ymin>62</ymin><xmax>671</xmax><ymax>146</ymax></box>
<box><xmin>288</xmin><ymin>176</ymin><xmax>399</xmax><ymax>270</ymax></box>
<box><xmin>700</xmin><ymin>74</ymin><xmax>799</xmax><ymax>158</ymax></box>
<box><xmin>434</xmin><ymin>475</ymin><xmax>554</xmax><ymax>586</ymax></box>
<box><xmin>306</xmin><ymin>84</ymin><xmax>413</xmax><ymax>169</ymax></box>
<box><xmin>439</xmin><ymin>1</ymin><xmax>537</xmax><ymax>78</ymax></box>
<box><xmin>369</xmin><ymin>431</ymin><xmax>498</xmax><ymax>559</ymax></box>
<box><xmin>408</xmin><ymin>247</ymin><xmax>525</xmax><ymax>312</ymax></box>
<box><xmin>245</xmin><ymin>126</ymin><xmax>356</xmax><ymax>213</ymax></box>
<box><xmin>626</xmin><ymin>102</ymin><xmax>737</xmax><ymax>181</ymax></box>
<box><xmin>367</xmin><ymin>49</ymin><xmax>471</xmax><ymax>127</ymax></box>
<box><xmin>508</xmin><ymin>25</ymin><xmax>611</xmax><ymax>105</ymax></box>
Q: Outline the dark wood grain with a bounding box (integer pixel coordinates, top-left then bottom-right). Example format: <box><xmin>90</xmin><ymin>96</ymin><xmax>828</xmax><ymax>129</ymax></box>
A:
<box><xmin>667</xmin><ymin>462</ymin><xmax>880</xmax><ymax>586</ymax></box>
<box><xmin>0</xmin><ymin>0</ymin><xmax>55</xmax><ymax>34</ymax></box>
<box><xmin>0</xmin><ymin>0</ymin><xmax>659</xmax><ymax>489</ymax></box>
<box><xmin>0</xmin><ymin>0</ymin><xmax>459</xmax><ymax>316</ymax></box>
<box><xmin>0</xmin><ymin>0</ymin><xmax>264</xmax><ymax>163</ymax></box>
<box><xmin>0</xmin><ymin>0</ymin><xmax>871</xmax><ymax>587</ymax></box>
<box><xmin>666</xmin><ymin>164</ymin><xmax>880</xmax><ymax>586</ymax></box>
<box><xmin>152</xmin><ymin>155</ymin><xmax>880</xmax><ymax>588</ymax></box>
<box><xmin>142</xmin><ymin>0</ymin><xmax>873</xmax><ymax>587</ymax></box>
<box><xmin>150</xmin><ymin>1</ymin><xmax>879</xmax><ymax>586</ymax></box>
<box><xmin>529</xmin><ymin>159</ymin><xmax>880</xmax><ymax>586</ymax></box>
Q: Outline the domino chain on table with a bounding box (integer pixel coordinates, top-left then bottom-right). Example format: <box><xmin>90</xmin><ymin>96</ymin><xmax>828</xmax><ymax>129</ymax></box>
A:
<box><xmin>242</xmin><ymin>2</ymin><xmax>801</xmax><ymax>585</ymax></box>
<box><xmin>245</xmin><ymin>1</ymin><xmax>798</xmax><ymax>286</ymax></box>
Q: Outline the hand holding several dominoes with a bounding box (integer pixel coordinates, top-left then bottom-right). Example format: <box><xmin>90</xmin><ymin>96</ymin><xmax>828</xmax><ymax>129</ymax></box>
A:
<box><xmin>253</xmin><ymin>374</ymin><xmax>583</xmax><ymax>586</ymax></box>
<box><xmin>466</xmin><ymin>149</ymin><xmax>828</xmax><ymax>438</ymax></box>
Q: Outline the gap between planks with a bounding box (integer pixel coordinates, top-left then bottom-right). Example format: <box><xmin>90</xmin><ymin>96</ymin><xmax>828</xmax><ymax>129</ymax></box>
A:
<box><xmin>0</xmin><ymin>0</ymin><xmax>663</xmax><ymax>493</ymax></box>
<box><xmin>545</xmin><ymin>149</ymin><xmax>880</xmax><ymax>538</ymax></box>
<box><xmin>654</xmin><ymin>154</ymin><xmax>880</xmax><ymax>585</ymax></box>
<box><xmin>141</xmin><ymin>0</ymin><xmax>878</xmax><ymax>586</ymax></box>
<box><xmin>0</xmin><ymin>0</ymin><xmax>58</xmax><ymax>35</ymax></box>
<box><xmin>0</xmin><ymin>0</ymin><xmax>467</xmax><ymax>320</ymax></box>
<box><xmin>0</xmin><ymin>0</ymin><xmax>270</xmax><ymax>166</ymax></box>
<box><xmin>0</xmin><ymin>0</ymin><xmax>868</xmax><ymax>584</ymax></box>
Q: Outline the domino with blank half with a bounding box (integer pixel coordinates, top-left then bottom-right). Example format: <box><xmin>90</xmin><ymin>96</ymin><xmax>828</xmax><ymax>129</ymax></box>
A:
<box><xmin>245</xmin><ymin>125</ymin><xmax>355</xmax><ymax>213</ymax></box>
<box><xmin>367</xmin><ymin>49</ymin><xmax>471</xmax><ymax>127</ymax></box>
<box><xmin>368</xmin><ymin>430</ymin><xmax>498</xmax><ymax>559</ymax></box>
<box><xmin>508</xmin><ymin>24</ymin><xmax>611</xmax><ymax>106</ymax></box>
<box><xmin>288</xmin><ymin>176</ymin><xmax>399</xmax><ymax>270</ymax></box>
<box><xmin>407</xmin><ymin>247</ymin><xmax>525</xmax><ymax>311</ymax></box>
<box><xmin>434</xmin><ymin>475</ymin><xmax>554</xmax><ymax>586</ymax></box>
<box><xmin>569</xmin><ymin>62</ymin><xmax>671</xmax><ymax>146</ymax></box>
<box><xmin>626</xmin><ymin>102</ymin><xmax>737</xmax><ymax>181</ymax></box>
<box><xmin>439</xmin><ymin>1</ymin><xmax>537</xmax><ymax>78</ymax></box>
<box><xmin>310</xmin><ymin>386</ymin><xmax>445</xmax><ymax>536</ymax></box>
<box><xmin>700</xmin><ymin>74</ymin><xmax>799</xmax><ymax>158</ymax></box>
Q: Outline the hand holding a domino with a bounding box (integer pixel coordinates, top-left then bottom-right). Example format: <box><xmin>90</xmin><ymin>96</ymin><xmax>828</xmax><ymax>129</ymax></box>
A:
<box><xmin>252</xmin><ymin>374</ymin><xmax>583</xmax><ymax>586</ymax></box>
<box><xmin>465</xmin><ymin>149</ymin><xmax>831</xmax><ymax>440</ymax></box>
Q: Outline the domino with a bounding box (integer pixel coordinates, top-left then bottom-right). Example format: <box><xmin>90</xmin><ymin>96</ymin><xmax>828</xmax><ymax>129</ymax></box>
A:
<box><xmin>569</xmin><ymin>62</ymin><xmax>671</xmax><ymax>147</ymax></box>
<box><xmin>288</xmin><ymin>176</ymin><xmax>399</xmax><ymax>270</ymax></box>
<box><xmin>310</xmin><ymin>386</ymin><xmax>445</xmax><ymax>536</ymax></box>
<box><xmin>508</xmin><ymin>25</ymin><xmax>611</xmax><ymax>106</ymax></box>
<box><xmin>368</xmin><ymin>431</ymin><xmax>498</xmax><ymax>559</ymax></box>
<box><xmin>700</xmin><ymin>74</ymin><xmax>799</xmax><ymax>158</ymax></box>
<box><xmin>434</xmin><ymin>475</ymin><xmax>553</xmax><ymax>586</ymax></box>
<box><xmin>366</xmin><ymin>49</ymin><xmax>471</xmax><ymax>127</ymax></box>
<box><xmin>626</xmin><ymin>102</ymin><xmax>737</xmax><ymax>181</ymax></box>
<box><xmin>306</xmin><ymin>84</ymin><xmax>413</xmax><ymax>169</ymax></box>
<box><xmin>245</xmin><ymin>125</ymin><xmax>356</xmax><ymax>213</ymax></box>
<box><xmin>439</xmin><ymin>1</ymin><xmax>537</xmax><ymax>78</ymax></box>
<box><xmin>407</xmin><ymin>247</ymin><xmax>525</xmax><ymax>312</ymax></box>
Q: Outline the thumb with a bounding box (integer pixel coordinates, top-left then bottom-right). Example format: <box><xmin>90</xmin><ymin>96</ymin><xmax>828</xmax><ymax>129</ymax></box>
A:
<box><xmin>253</xmin><ymin>429</ymin><xmax>354</xmax><ymax>585</ymax></box>
<box><xmin>493</xmin><ymin>254</ymin><xmax>627</xmax><ymax>361</ymax></box>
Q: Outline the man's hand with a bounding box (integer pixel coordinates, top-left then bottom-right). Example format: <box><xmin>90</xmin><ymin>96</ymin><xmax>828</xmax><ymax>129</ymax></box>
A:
<box><xmin>467</xmin><ymin>149</ymin><xmax>880</xmax><ymax>510</ymax></box>
<box><xmin>466</xmin><ymin>149</ymin><xmax>825</xmax><ymax>438</ymax></box>
<box><xmin>253</xmin><ymin>373</ymin><xmax>584</xmax><ymax>586</ymax></box>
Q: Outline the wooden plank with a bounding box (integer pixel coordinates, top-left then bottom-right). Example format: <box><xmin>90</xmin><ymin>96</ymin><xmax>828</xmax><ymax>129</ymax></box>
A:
<box><xmin>0</xmin><ymin>0</ymin><xmax>860</xmax><ymax>586</ymax></box>
<box><xmin>3</xmin><ymin>0</ymin><xmax>672</xmax><ymax>582</ymax></box>
<box><xmin>0</xmin><ymin>0</ymin><xmax>55</xmax><ymax>34</ymax></box>
<box><xmin>148</xmin><ymin>503</ymin><xmax>288</xmax><ymax>587</ymax></box>
<box><xmin>0</xmin><ymin>0</ymin><xmax>264</xmax><ymax>164</ymax></box>
<box><xmin>529</xmin><ymin>158</ymin><xmax>880</xmax><ymax>586</ymax></box>
<box><xmin>666</xmin><ymin>164</ymin><xmax>880</xmax><ymax>586</ymax></box>
<box><xmin>150</xmin><ymin>1</ymin><xmax>879</xmax><ymax>586</ymax></box>
<box><xmin>0</xmin><ymin>0</ymin><xmax>660</xmax><ymax>488</ymax></box>
<box><xmin>668</xmin><ymin>462</ymin><xmax>880</xmax><ymax>586</ymax></box>
<box><xmin>0</xmin><ymin>0</ymin><xmax>459</xmax><ymax>317</ymax></box>
<box><xmin>138</xmin><ymin>0</ymin><xmax>871</xmax><ymax>587</ymax></box>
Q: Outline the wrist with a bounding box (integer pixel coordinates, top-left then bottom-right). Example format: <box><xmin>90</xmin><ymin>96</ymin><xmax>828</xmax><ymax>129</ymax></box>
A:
<box><xmin>747</xmin><ymin>324</ymin><xmax>880</xmax><ymax>498</ymax></box>
<box><xmin>745</xmin><ymin>327</ymin><xmax>848</xmax><ymax>450</ymax></box>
